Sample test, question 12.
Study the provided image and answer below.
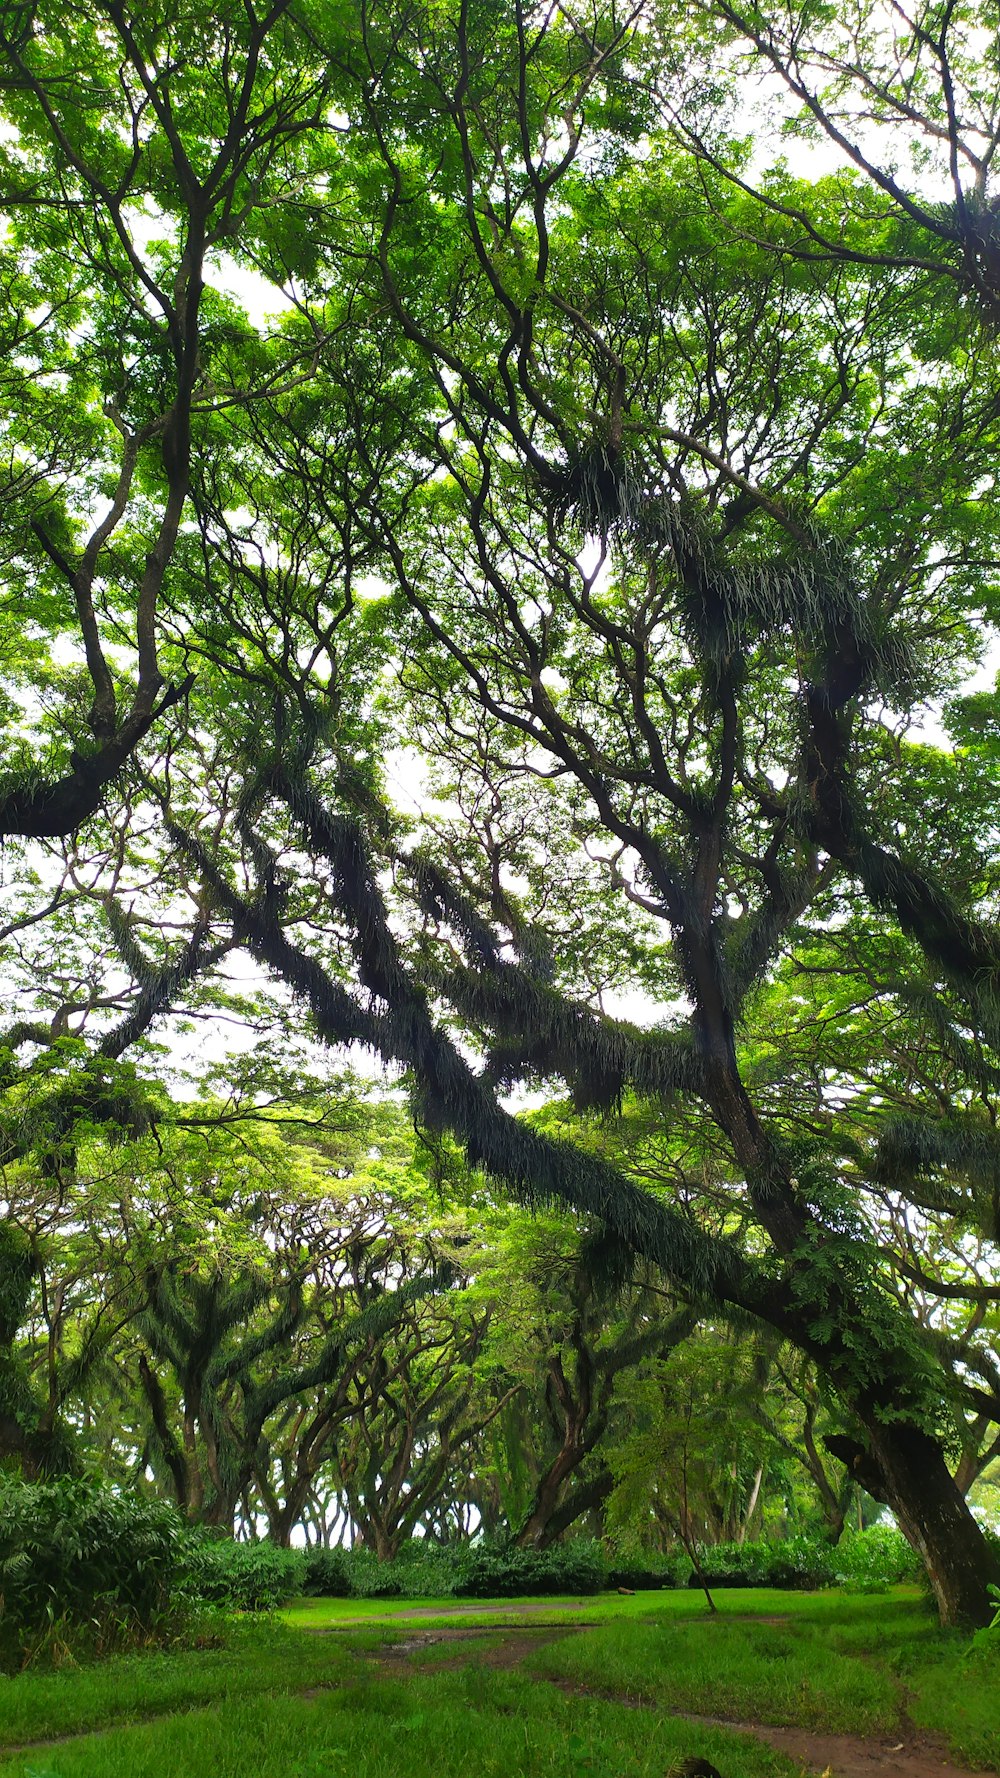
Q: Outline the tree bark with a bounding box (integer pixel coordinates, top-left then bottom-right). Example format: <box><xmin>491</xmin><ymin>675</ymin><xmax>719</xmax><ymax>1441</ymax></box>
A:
<box><xmin>832</xmin><ymin>1423</ymin><xmax>1000</xmax><ymax>1626</ymax></box>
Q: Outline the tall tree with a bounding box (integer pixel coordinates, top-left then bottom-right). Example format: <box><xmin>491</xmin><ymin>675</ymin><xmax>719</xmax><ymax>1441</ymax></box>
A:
<box><xmin>685</xmin><ymin>0</ymin><xmax>1000</xmax><ymax>314</ymax></box>
<box><xmin>2</xmin><ymin>0</ymin><xmax>999</xmax><ymax>1625</ymax></box>
<box><xmin>0</xmin><ymin>0</ymin><xmax>344</xmax><ymax>835</ymax></box>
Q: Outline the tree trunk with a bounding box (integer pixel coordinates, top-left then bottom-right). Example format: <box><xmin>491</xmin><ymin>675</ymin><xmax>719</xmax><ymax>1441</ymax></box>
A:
<box><xmin>835</xmin><ymin>1423</ymin><xmax>1000</xmax><ymax>1626</ymax></box>
<box><xmin>267</xmin><ymin>1476</ymin><xmax>312</xmax><ymax>1548</ymax></box>
<box><xmin>372</xmin><ymin>1520</ymin><xmax>398</xmax><ymax>1561</ymax></box>
<box><xmin>707</xmin><ymin>1047</ymin><xmax>1000</xmax><ymax>1626</ymax></box>
<box><xmin>738</xmin><ymin>1464</ymin><xmax>764</xmax><ymax>1545</ymax></box>
<box><xmin>877</xmin><ymin>1424</ymin><xmax>1000</xmax><ymax>1627</ymax></box>
<box><xmin>515</xmin><ymin>1433</ymin><xmax>584</xmax><ymax>1548</ymax></box>
<box><xmin>534</xmin><ymin>1468</ymin><xmax>614</xmax><ymax>1548</ymax></box>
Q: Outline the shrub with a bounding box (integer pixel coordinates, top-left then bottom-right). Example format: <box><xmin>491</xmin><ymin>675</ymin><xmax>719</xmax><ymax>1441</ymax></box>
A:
<box><xmin>335</xmin><ymin>1548</ymin><xmax>403</xmax><ymax>1598</ymax></box>
<box><xmin>378</xmin><ymin>1540</ymin><xmax>464</xmax><ymax>1598</ymax></box>
<box><xmin>456</xmin><ymin>1539</ymin><xmax>606</xmax><ymax>1598</ymax></box>
<box><xmin>691</xmin><ymin>1535</ymin><xmax>836</xmax><ymax>1591</ymax></box>
<box><xmin>182</xmin><ymin>1537</ymin><xmax>305</xmax><ymax>1611</ymax></box>
<box><xmin>302</xmin><ymin>1546</ymin><xmax>353</xmax><ymax>1598</ymax></box>
<box><xmin>833</xmin><ymin>1524</ymin><xmax>921</xmax><ymax>1591</ymax></box>
<box><xmin>314</xmin><ymin>1541</ymin><xmax>465</xmax><ymax>1599</ymax></box>
<box><xmin>606</xmin><ymin>1545</ymin><xmax>676</xmax><ymax>1590</ymax></box>
<box><xmin>0</xmin><ymin>1476</ymin><xmax>191</xmax><ymax>1667</ymax></box>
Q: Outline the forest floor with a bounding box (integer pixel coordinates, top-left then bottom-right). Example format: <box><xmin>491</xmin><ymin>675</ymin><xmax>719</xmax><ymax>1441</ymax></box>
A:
<box><xmin>0</xmin><ymin>1587</ymin><xmax>995</xmax><ymax>1778</ymax></box>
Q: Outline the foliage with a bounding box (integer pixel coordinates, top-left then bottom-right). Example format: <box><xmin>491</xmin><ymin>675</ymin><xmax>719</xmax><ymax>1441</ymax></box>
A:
<box><xmin>968</xmin><ymin>1583</ymin><xmax>1000</xmax><ymax>1656</ymax></box>
<box><xmin>301</xmin><ymin>1547</ymin><xmax>353</xmax><ymax>1599</ymax></box>
<box><xmin>686</xmin><ymin>1527</ymin><xmax>920</xmax><ymax>1592</ymax></box>
<box><xmin>358</xmin><ymin>1541</ymin><xmax>466</xmax><ymax>1599</ymax></box>
<box><xmin>304</xmin><ymin>1538</ymin><xmax>603</xmax><ymax>1600</ymax></box>
<box><xmin>0</xmin><ymin>0</ymin><xmax>999</xmax><ymax>1633</ymax></box>
<box><xmin>181</xmin><ymin>1537</ymin><xmax>305</xmax><ymax>1613</ymax></box>
<box><xmin>690</xmin><ymin>1536</ymin><xmax>835</xmax><ymax>1591</ymax></box>
<box><xmin>330</xmin><ymin>1547</ymin><xmax>404</xmax><ymax>1600</ymax></box>
<box><xmin>605</xmin><ymin>1549</ymin><xmax>677</xmax><ymax>1590</ymax></box>
<box><xmin>456</xmin><ymin>1539</ymin><xmax>607</xmax><ymax>1598</ymax></box>
<box><xmin>0</xmin><ymin>1478</ymin><xmax>191</xmax><ymax>1668</ymax></box>
<box><xmin>833</xmin><ymin>1525</ymin><xmax>922</xmax><ymax>1592</ymax></box>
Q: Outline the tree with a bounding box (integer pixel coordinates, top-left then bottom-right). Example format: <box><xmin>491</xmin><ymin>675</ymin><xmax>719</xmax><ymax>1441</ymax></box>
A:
<box><xmin>473</xmin><ymin>1215</ymin><xmax>696</xmax><ymax>1548</ymax></box>
<box><xmin>152</xmin><ymin>184</ymin><xmax>996</xmax><ymax>1623</ymax></box>
<box><xmin>336</xmin><ymin>1288</ymin><xmax>500</xmax><ymax>1558</ymax></box>
<box><xmin>685</xmin><ymin>0</ymin><xmax>1000</xmax><ymax>315</ymax></box>
<box><xmin>0</xmin><ymin>1220</ymin><xmax>74</xmax><ymax>1476</ymax></box>
<box><xmin>1</xmin><ymin>0</ymin><xmax>999</xmax><ymax>1624</ymax></box>
<box><xmin>0</xmin><ymin>0</ymin><xmax>345</xmax><ymax>835</ymax></box>
<box><xmin>0</xmin><ymin>1078</ymin><xmax>466</xmax><ymax>1533</ymax></box>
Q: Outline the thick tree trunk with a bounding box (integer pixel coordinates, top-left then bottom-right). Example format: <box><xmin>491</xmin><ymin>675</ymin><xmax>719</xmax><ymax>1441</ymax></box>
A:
<box><xmin>704</xmin><ymin>1044</ymin><xmax>999</xmax><ymax>1626</ymax></box>
<box><xmin>833</xmin><ymin>1423</ymin><xmax>1000</xmax><ymax>1626</ymax></box>
<box><xmin>371</xmin><ymin>1521</ymin><xmax>399</xmax><ymax>1561</ymax></box>
<box><xmin>873</xmin><ymin>1423</ymin><xmax>1000</xmax><ymax>1627</ymax></box>
<box><xmin>516</xmin><ymin>1436</ymin><xmax>583</xmax><ymax>1548</ymax></box>
<box><xmin>266</xmin><ymin>1473</ymin><xmax>315</xmax><ymax>1548</ymax></box>
<box><xmin>533</xmin><ymin>1469</ymin><xmax>614</xmax><ymax>1548</ymax></box>
<box><xmin>231</xmin><ymin>784</ymin><xmax>999</xmax><ymax>1626</ymax></box>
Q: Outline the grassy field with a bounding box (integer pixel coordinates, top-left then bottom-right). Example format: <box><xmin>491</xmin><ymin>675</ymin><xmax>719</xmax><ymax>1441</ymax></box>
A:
<box><xmin>0</xmin><ymin>1587</ymin><xmax>994</xmax><ymax>1777</ymax></box>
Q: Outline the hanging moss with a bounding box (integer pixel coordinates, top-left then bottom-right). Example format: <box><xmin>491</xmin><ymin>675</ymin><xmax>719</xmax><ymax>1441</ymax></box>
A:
<box><xmin>874</xmin><ymin>1117</ymin><xmax>1000</xmax><ymax>1241</ymax></box>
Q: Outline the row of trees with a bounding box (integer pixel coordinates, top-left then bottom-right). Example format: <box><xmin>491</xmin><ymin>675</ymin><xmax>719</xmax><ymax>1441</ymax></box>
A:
<box><xmin>3</xmin><ymin>1092</ymin><xmax>946</xmax><ymax>1554</ymax></box>
<box><xmin>1</xmin><ymin>0</ymin><xmax>1000</xmax><ymax>1620</ymax></box>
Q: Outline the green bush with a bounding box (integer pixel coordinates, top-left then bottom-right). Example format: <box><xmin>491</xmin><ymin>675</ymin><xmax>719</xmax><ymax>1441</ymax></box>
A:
<box><xmin>302</xmin><ymin>1546</ymin><xmax>353</xmax><ymax>1597</ymax></box>
<box><xmin>182</xmin><ymin>1537</ymin><xmax>305</xmax><ymax>1610</ymax></box>
<box><xmin>692</xmin><ymin>1535</ymin><xmax>836</xmax><ymax>1590</ymax></box>
<box><xmin>0</xmin><ymin>1476</ymin><xmax>191</xmax><ymax>1666</ymax></box>
<box><xmin>377</xmin><ymin>1540</ymin><xmax>464</xmax><ymax>1598</ymax></box>
<box><xmin>298</xmin><ymin>1537</ymin><xmax>606</xmax><ymax>1602</ymax></box>
<box><xmin>307</xmin><ymin>1540</ymin><xmax>465</xmax><ymax>1600</ymax></box>
<box><xmin>833</xmin><ymin>1524</ymin><xmax>921</xmax><ymax>1591</ymax></box>
<box><xmin>335</xmin><ymin>1547</ymin><xmax>404</xmax><ymax>1598</ymax></box>
<box><xmin>606</xmin><ymin>1546</ymin><xmax>676</xmax><ymax>1591</ymax></box>
<box><xmin>456</xmin><ymin>1539</ymin><xmax>606</xmax><ymax>1598</ymax></box>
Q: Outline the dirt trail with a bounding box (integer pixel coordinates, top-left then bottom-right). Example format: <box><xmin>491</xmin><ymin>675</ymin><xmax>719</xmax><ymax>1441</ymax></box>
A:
<box><xmin>394</xmin><ymin>1598</ymin><xmax>595</xmax><ymax>1619</ymax></box>
<box><xmin>662</xmin><ymin>1694</ymin><xmax>992</xmax><ymax>1777</ymax></box>
<box><xmin>369</xmin><ymin>1626</ymin><xmax>997</xmax><ymax>1778</ymax></box>
<box><xmin>678</xmin><ymin>1713</ymin><xmax>996</xmax><ymax>1778</ymax></box>
<box><xmin>376</xmin><ymin>1624</ymin><xmax>579</xmax><ymax>1670</ymax></box>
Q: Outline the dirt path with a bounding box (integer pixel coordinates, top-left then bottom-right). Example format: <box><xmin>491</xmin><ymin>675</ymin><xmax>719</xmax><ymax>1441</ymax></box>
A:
<box><xmin>369</xmin><ymin>1626</ymin><xmax>997</xmax><ymax>1778</ymax></box>
<box><xmin>379</xmin><ymin>1607</ymin><xmax>594</xmax><ymax>1621</ymax></box>
<box><xmin>375</xmin><ymin>1624</ymin><xmax>580</xmax><ymax>1671</ymax></box>
<box><xmin>676</xmin><ymin>1712</ymin><xmax>995</xmax><ymax>1778</ymax></box>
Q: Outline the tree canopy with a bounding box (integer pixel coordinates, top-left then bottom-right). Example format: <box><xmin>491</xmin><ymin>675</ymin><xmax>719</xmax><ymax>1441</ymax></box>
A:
<box><xmin>1</xmin><ymin>0</ymin><xmax>1000</xmax><ymax>1626</ymax></box>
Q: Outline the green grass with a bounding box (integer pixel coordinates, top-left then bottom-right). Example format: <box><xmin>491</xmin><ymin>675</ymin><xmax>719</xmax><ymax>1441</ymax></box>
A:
<box><xmin>281</xmin><ymin>1593</ymin><xmax>608</xmax><ymax>1631</ymax></box>
<box><xmin>394</xmin><ymin>1631</ymin><xmax>506</xmax><ymax>1664</ymax></box>
<box><xmin>0</xmin><ymin>1668</ymin><xmax>799</xmax><ymax>1778</ymax></box>
<box><xmin>280</xmin><ymin>1583</ymin><xmax>764</xmax><ymax>1630</ymax></box>
<box><xmin>892</xmin><ymin>1639</ymin><xmax>1000</xmax><ymax>1770</ymax></box>
<box><xmin>525</xmin><ymin>1612</ymin><xmax>901</xmax><ymax>1731</ymax></box>
<box><xmin>0</xmin><ymin>1623</ymin><xmax>356</xmax><ymax>1750</ymax></box>
<box><xmin>0</xmin><ymin>1588</ymin><xmax>996</xmax><ymax>1776</ymax></box>
<box><xmin>280</xmin><ymin>1581</ymin><xmax>918</xmax><ymax>1633</ymax></box>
